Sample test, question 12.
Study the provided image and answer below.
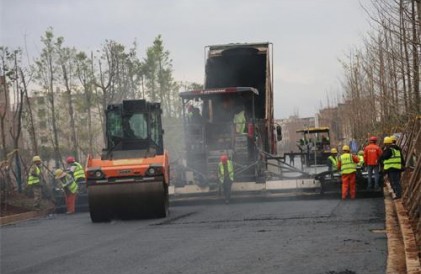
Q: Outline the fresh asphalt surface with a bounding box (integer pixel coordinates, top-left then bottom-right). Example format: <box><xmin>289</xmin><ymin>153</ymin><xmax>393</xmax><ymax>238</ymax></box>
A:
<box><xmin>1</xmin><ymin>193</ymin><xmax>387</xmax><ymax>274</ymax></box>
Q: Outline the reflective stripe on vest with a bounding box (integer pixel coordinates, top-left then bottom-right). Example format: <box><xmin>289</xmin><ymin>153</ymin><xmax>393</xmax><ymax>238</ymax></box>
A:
<box><xmin>72</xmin><ymin>162</ymin><xmax>85</xmax><ymax>181</ymax></box>
<box><xmin>328</xmin><ymin>156</ymin><xmax>337</xmax><ymax>171</ymax></box>
<box><xmin>340</xmin><ymin>153</ymin><xmax>356</xmax><ymax>174</ymax></box>
<box><xmin>384</xmin><ymin>148</ymin><xmax>402</xmax><ymax>171</ymax></box>
<box><xmin>27</xmin><ymin>166</ymin><xmax>40</xmax><ymax>185</ymax></box>
<box><xmin>218</xmin><ymin>160</ymin><xmax>234</xmax><ymax>183</ymax></box>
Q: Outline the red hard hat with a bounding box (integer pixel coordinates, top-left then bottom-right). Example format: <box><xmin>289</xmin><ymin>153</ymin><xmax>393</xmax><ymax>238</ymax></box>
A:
<box><xmin>220</xmin><ymin>154</ymin><xmax>228</xmax><ymax>164</ymax></box>
<box><xmin>369</xmin><ymin>136</ymin><xmax>377</xmax><ymax>142</ymax></box>
<box><xmin>66</xmin><ymin>156</ymin><xmax>75</xmax><ymax>164</ymax></box>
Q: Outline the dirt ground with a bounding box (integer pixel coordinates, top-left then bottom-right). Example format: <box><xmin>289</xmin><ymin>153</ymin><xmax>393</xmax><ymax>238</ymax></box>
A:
<box><xmin>0</xmin><ymin>203</ymin><xmax>29</xmax><ymax>217</ymax></box>
<box><xmin>0</xmin><ymin>192</ymin><xmax>53</xmax><ymax>217</ymax></box>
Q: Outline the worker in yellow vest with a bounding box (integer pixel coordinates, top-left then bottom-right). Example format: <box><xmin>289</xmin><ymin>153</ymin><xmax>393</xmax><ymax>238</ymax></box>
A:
<box><xmin>337</xmin><ymin>145</ymin><xmax>360</xmax><ymax>200</ymax></box>
<box><xmin>327</xmin><ymin>148</ymin><xmax>338</xmax><ymax>179</ymax></box>
<box><xmin>218</xmin><ymin>154</ymin><xmax>234</xmax><ymax>204</ymax></box>
<box><xmin>27</xmin><ymin>156</ymin><xmax>43</xmax><ymax>209</ymax></box>
<box><xmin>66</xmin><ymin>156</ymin><xmax>86</xmax><ymax>191</ymax></box>
<box><xmin>55</xmin><ymin>169</ymin><xmax>79</xmax><ymax>214</ymax></box>
<box><xmin>380</xmin><ymin>136</ymin><xmax>405</xmax><ymax>199</ymax></box>
<box><xmin>233</xmin><ymin>106</ymin><xmax>246</xmax><ymax>134</ymax></box>
<box><xmin>357</xmin><ymin>150</ymin><xmax>364</xmax><ymax>169</ymax></box>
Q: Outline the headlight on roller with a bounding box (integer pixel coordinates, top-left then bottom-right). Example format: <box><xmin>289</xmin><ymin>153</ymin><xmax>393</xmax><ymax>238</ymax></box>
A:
<box><xmin>87</xmin><ymin>168</ymin><xmax>104</xmax><ymax>179</ymax></box>
<box><xmin>95</xmin><ymin>170</ymin><xmax>103</xmax><ymax>178</ymax></box>
<box><xmin>146</xmin><ymin>166</ymin><xmax>162</xmax><ymax>176</ymax></box>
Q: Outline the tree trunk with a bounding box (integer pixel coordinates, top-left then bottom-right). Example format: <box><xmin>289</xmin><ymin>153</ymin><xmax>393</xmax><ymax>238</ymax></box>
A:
<box><xmin>0</xmin><ymin>76</ymin><xmax>8</xmax><ymax>161</ymax></box>
<box><xmin>48</xmin><ymin>54</ymin><xmax>61</xmax><ymax>168</ymax></box>
<box><xmin>61</xmin><ymin>63</ymin><xmax>79</xmax><ymax>160</ymax></box>
<box><xmin>411</xmin><ymin>0</ymin><xmax>420</xmax><ymax>113</ymax></box>
<box><xmin>21</xmin><ymin>69</ymin><xmax>38</xmax><ymax>154</ymax></box>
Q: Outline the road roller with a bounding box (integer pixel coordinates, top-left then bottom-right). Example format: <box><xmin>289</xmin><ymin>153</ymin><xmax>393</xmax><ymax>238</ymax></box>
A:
<box><xmin>85</xmin><ymin>100</ymin><xmax>169</xmax><ymax>222</ymax></box>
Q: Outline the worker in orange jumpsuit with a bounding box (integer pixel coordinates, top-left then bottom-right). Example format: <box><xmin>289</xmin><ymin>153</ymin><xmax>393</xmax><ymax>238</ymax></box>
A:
<box><xmin>337</xmin><ymin>145</ymin><xmax>360</xmax><ymax>200</ymax></box>
<box><xmin>55</xmin><ymin>169</ymin><xmax>79</xmax><ymax>214</ymax></box>
<box><xmin>364</xmin><ymin>136</ymin><xmax>382</xmax><ymax>191</ymax></box>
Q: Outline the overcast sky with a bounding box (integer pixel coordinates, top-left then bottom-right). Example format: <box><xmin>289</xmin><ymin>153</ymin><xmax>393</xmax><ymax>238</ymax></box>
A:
<box><xmin>1</xmin><ymin>0</ymin><xmax>372</xmax><ymax>119</ymax></box>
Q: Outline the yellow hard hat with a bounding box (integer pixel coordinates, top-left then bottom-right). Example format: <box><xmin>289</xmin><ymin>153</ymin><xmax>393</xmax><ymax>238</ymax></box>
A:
<box><xmin>390</xmin><ymin>135</ymin><xmax>397</xmax><ymax>142</ymax></box>
<box><xmin>358</xmin><ymin>150</ymin><xmax>364</xmax><ymax>155</ymax></box>
<box><xmin>54</xmin><ymin>169</ymin><xmax>66</xmax><ymax>179</ymax></box>
<box><xmin>32</xmin><ymin>156</ymin><xmax>42</xmax><ymax>162</ymax></box>
<box><xmin>330</xmin><ymin>148</ymin><xmax>337</xmax><ymax>154</ymax></box>
<box><xmin>342</xmin><ymin>145</ymin><xmax>350</xmax><ymax>151</ymax></box>
<box><xmin>384</xmin><ymin>136</ymin><xmax>393</xmax><ymax>144</ymax></box>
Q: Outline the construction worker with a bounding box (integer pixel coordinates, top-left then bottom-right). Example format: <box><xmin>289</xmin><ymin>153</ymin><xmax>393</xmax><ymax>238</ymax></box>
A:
<box><xmin>233</xmin><ymin>105</ymin><xmax>246</xmax><ymax>134</ymax></box>
<box><xmin>27</xmin><ymin>156</ymin><xmax>43</xmax><ymax>209</ymax></box>
<box><xmin>390</xmin><ymin>135</ymin><xmax>398</xmax><ymax>144</ymax></box>
<box><xmin>380</xmin><ymin>136</ymin><xmax>405</xmax><ymax>199</ymax></box>
<box><xmin>337</xmin><ymin>145</ymin><xmax>360</xmax><ymax>200</ymax></box>
<box><xmin>364</xmin><ymin>136</ymin><xmax>382</xmax><ymax>191</ymax></box>
<box><xmin>66</xmin><ymin>156</ymin><xmax>86</xmax><ymax>191</ymax></box>
<box><xmin>357</xmin><ymin>150</ymin><xmax>365</xmax><ymax>170</ymax></box>
<box><xmin>190</xmin><ymin>107</ymin><xmax>203</xmax><ymax>124</ymax></box>
<box><xmin>327</xmin><ymin>148</ymin><xmax>338</xmax><ymax>178</ymax></box>
<box><xmin>218</xmin><ymin>154</ymin><xmax>234</xmax><ymax>204</ymax></box>
<box><xmin>55</xmin><ymin>169</ymin><xmax>78</xmax><ymax>214</ymax></box>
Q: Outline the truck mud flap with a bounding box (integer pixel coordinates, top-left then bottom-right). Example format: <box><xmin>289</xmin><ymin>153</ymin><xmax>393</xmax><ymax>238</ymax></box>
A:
<box><xmin>88</xmin><ymin>180</ymin><xmax>168</xmax><ymax>222</ymax></box>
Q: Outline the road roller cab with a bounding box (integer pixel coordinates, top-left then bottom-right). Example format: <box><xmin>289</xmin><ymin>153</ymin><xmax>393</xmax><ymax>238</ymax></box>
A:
<box><xmin>86</xmin><ymin>100</ymin><xmax>169</xmax><ymax>222</ymax></box>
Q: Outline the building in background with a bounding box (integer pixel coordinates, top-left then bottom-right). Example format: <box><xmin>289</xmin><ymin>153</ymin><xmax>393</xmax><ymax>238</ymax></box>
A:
<box><xmin>21</xmin><ymin>90</ymin><xmax>104</xmax><ymax>167</ymax></box>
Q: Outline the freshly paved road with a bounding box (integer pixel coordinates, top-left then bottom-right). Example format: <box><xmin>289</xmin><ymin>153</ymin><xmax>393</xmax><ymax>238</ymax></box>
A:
<box><xmin>1</xmin><ymin>194</ymin><xmax>386</xmax><ymax>274</ymax></box>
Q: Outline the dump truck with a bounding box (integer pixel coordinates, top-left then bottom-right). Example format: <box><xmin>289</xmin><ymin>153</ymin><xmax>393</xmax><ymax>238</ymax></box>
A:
<box><xmin>85</xmin><ymin>100</ymin><xmax>169</xmax><ymax>222</ymax></box>
<box><xmin>179</xmin><ymin>42</ymin><xmax>281</xmax><ymax>186</ymax></box>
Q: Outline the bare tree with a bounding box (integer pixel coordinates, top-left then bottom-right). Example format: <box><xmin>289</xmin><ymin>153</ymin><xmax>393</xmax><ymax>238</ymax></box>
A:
<box><xmin>335</xmin><ymin>0</ymin><xmax>421</xmax><ymax>142</ymax></box>
<box><xmin>56</xmin><ymin>38</ymin><xmax>79</xmax><ymax>160</ymax></box>
<box><xmin>33</xmin><ymin>28</ymin><xmax>62</xmax><ymax>168</ymax></box>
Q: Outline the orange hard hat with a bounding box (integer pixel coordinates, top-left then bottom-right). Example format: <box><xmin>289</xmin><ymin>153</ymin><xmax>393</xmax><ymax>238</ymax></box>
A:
<box><xmin>220</xmin><ymin>154</ymin><xmax>228</xmax><ymax>164</ymax></box>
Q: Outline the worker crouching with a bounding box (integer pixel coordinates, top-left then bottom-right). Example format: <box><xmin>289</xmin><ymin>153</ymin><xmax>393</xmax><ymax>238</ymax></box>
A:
<box><xmin>55</xmin><ymin>169</ymin><xmax>78</xmax><ymax>214</ymax></box>
<box><xmin>66</xmin><ymin>156</ymin><xmax>86</xmax><ymax>192</ymax></box>
<box><xmin>218</xmin><ymin>154</ymin><xmax>234</xmax><ymax>204</ymax></box>
<box><xmin>337</xmin><ymin>145</ymin><xmax>360</xmax><ymax>200</ymax></box>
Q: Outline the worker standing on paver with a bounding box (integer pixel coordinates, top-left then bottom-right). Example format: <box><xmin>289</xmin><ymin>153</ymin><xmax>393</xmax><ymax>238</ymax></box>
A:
<box><xmin>233</xmin><ymin>105</ymin><xmax>246</xmax><ymax>134</ymax></box>
<box><xmin>27</xmin><ymin>156</ymin><xmax>43</xmax><ymax>210</ymax></box>
<box><xmin>337</xmin><ymin>145</ymin><xmax>360</xmax><ymax>200</ymax></box>
<box><xmin>218</xmin><ymin>154</ymin><xmax>234</xmax><ymax>204</ymax></box>
<box><xmin>380</xmin><ymin>136</ymin><xmax>405</xmax><ymax>199</ymax></box>
<box><xmin>327</xmin><ymin>148</ymin><xmax>338</xmax><ymax>179</ymax></box>
<box><xmin>66</xmin><ymin>156</ymin><xmax>86</xmax><ymax>192</ymax></box>
<box><xmin>364</xmin><ymin>136</ymin><xmax>382</xmax><ymax>191</ymax></box>
<box><xmin>54</xmin><ymin>169</ymin><xmax>78</xmax><ymax>214</ymax></box>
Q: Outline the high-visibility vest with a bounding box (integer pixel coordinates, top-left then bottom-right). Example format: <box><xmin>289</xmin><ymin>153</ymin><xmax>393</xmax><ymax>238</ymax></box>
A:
<box><xmin>218</xmin><ymin>160</ymin><xmax>234</xmax><ymax>183</ymax></box>
<box><xmin>357</xmin><ymin>155</ymin><xmax>364</xmax><ymax>167</ymax></box>
<box><xmin>71</xmin><ymin>162</ymin><xmax>86</xmax><ymax>181</ymax></box>
<box><xmin>328</xmin><ymin>155</ymin><xmax>337</xmax><ymax>171</ymax></box>
<box><xmin>384</xmin><ymin>148</ymin><xmax>402</xmax><ymax>171</ymax></box>
<box><xmin>339</xmin><ymin>153</ymin><xmax>356</xmax><ymax>174</ymax></box>
<box><xmin>61</xmin><ymin>174</ymin><xmax>79</xmax><ymax>194</ymax></box>
<box><xmin>234</xmin><ymin>110</ymin><xmax>246</xmax><ymax>134</ymax></box>
<box><xmin>27</xmin><ymin>166</ymin><xmax>41</xmax><ymax>185</ymax></box>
